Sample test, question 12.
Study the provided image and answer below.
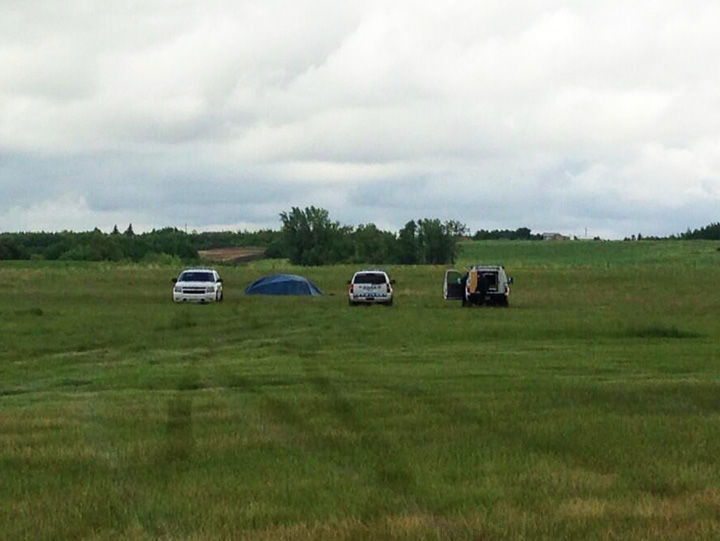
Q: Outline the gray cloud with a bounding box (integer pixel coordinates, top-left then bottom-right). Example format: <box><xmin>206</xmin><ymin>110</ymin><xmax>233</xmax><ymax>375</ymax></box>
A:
<box><xmin>1</xmin><ymin>0</ymin><xmax>719</xmax><ymax>237</ymax></box>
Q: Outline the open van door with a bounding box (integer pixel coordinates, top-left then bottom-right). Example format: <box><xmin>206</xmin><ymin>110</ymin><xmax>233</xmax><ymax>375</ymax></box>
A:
<box><xmin>443</xmin><ymin>269</ymin><xmax>465</xmax><ymax>300</ymax></box>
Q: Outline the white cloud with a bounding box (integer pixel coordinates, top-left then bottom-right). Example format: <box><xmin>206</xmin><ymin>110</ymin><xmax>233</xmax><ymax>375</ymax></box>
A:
<box><xmin>1</xmin><ymin>0</ymin><xmax>719</xmax><ymax>237</ymax></box>
<box><xmin>0</xmin><ymin>195</ymin><xmax>127</xmax><ymax>232</ymax></box>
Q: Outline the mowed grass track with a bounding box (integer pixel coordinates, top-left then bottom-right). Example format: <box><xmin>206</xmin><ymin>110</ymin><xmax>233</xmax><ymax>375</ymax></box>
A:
<box><xmin>1</xmin><ymin>241</ymin><xmax>719</xmax><ymax>540</ymax></box>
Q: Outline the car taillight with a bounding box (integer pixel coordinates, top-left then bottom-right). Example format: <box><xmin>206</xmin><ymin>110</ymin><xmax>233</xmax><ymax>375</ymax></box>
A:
<box><xmin>386</xmin><ymin>283</ymin><xmax>391</xmax><ymax>293</ymax></box>
<box><xmin>349</xmin><ymin>284</ymin><xmax>354</xmax><ymax>294</ymax></box>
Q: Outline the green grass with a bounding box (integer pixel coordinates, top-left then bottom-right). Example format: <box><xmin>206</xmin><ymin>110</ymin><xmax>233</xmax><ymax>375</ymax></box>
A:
<box><xmin>1</xmin><ymin>241</ymin><xmax>720</xmax><ymax>539</ymax></box>
<box><xmin>458</xmin><ymin>239</ymin><xmax>720</xmax><ymax>268</ymax></box>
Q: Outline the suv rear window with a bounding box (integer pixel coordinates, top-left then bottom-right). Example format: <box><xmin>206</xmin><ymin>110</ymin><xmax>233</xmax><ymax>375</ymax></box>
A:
<box><xmin>179</xmin><ymin>272</ymin><xmax>214</xmax><ymax>282</ymax></box>
<box><xmin>353</xmin><ymin>273</ymin><xmax>387</xmax><ymax>285</ymax></box>
<box><xmin>479</xmin><ymin>272</ymin><xmax>498</xmax><ymax>288</ymax></box>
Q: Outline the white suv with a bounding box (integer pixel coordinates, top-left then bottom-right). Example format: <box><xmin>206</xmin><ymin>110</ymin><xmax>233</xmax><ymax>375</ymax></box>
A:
<box><xmin>348</xmin><ymin>270</ymin><xmax>395</xmax><ymax>306</ymax></box>
<box><xmin>172</xmin><ymin>268</ymin><xmax>224</xmax><ymax>303</ymax></box>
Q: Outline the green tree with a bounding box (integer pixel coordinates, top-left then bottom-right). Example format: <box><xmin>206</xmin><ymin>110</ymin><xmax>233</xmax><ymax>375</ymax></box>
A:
<box><xmin>397</xmin><ymin>220</ymin><xmax>420</xmax><ymax>264</ymax></box>
<box><xmin>353</xmin><ymin>224</ymin><xmax>397</xmax><ymax>263</ymax></box>
<box><xmin>279</xmin><ymin>206</ymin><xmax>352</xmax><ymax>265</ymax></box>
<box><xmin>681</xmin><ymin>223</ymin><xmax>720</xmax><ymax>239</ymax></box>
<box><xmin>0</xmin><ymin>236</ymin><xmax>28</xmax><ymax>260</ymax></box>
<box><xmin>417</xmin><ymin>219</ymin><xmax>457</xmax><ymax>264</ymax></box>
<box><xmin>445</xmin><ymin>220</ymin><xmax>469</xmax><ymax>238</ymax></box>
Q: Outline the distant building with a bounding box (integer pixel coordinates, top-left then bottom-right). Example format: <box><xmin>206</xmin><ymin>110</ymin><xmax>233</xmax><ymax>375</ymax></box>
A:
<box><xmin>542</xmin><ymin>232</ymin><xmax>569</xmax><ymax>241</ymax></box>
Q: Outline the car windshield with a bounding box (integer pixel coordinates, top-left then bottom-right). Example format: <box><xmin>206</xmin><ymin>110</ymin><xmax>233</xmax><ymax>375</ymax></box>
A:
<box><xmin>179</xmin><ymin>272</ymin><xmax>214</xmax><ymax>282</ymax></box>
<box><xmin>353</xmin><ymin>273</ymin><xmax>387</xmax><ymax>285</ymax></box>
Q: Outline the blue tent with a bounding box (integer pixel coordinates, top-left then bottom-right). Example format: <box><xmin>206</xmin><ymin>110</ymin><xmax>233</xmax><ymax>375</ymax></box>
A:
<box><xmin>244</xmin><ymin>274</ymin><xmax>324</xmax><ymax>296</ymax></box>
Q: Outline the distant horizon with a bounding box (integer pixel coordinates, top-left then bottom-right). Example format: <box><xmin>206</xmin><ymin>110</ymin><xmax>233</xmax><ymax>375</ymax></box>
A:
<box><xmin>2</xmin><ymin>218</ymin><xmax>715</xmax><ymax>241</ymax></box>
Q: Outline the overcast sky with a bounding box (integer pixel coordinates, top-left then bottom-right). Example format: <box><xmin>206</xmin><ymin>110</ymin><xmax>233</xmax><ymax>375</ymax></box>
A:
<box><xmin>1</xmin><ymin>0</ymin><xmax>718</xmax><ymax>238</ymax></box>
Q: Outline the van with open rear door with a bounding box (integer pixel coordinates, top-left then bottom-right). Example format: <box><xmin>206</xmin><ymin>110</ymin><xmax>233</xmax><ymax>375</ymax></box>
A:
<box><xmin>443</xmin><ymin>266</ymin><xmax>513</xmax><ymax>307</ymax></box>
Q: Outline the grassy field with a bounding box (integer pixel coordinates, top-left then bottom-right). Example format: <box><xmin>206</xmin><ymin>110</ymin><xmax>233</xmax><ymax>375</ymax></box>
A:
<box><xmin>1</xmin><ymin>241</ymin><xmax>719</xmax><ymax>539</ymax></box>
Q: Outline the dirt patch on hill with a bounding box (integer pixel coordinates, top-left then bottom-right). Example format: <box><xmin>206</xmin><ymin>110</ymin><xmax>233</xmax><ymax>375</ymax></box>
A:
<box><xmin>198</xmin><ymin>247</ymin><xmax>266</xmax><ymax>263</ymax></box>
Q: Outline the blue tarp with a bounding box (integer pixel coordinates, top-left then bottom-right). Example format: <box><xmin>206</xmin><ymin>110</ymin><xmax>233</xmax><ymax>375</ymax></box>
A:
<box><xmin>244</xmin><ymin>274</ymin><xmax>324</xmax><ymax>296</ymax></box>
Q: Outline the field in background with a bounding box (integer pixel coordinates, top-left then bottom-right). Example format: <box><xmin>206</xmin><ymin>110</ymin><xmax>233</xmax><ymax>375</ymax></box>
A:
<box><xmin>198</xmin><ymin>246</ymin><xmax>266</xmax><ymax>263</ymax></box>
<box><xmin>457</xmin><ymin>239</ymin><xmax>720</xmax><ymax>268</ymax></box>
<box><xmin>1</xmin><ymin>241</ymin><xmax>719</xmax><ymax>539</ymax></box>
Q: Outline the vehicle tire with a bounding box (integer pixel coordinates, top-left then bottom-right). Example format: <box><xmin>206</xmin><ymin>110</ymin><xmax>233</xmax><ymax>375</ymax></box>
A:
<box><xmin>348</xmin><ymin>299</ymin><xmax>356</xmax><ymax>307</ymax></box>
<box><xmin>384</xmin><ymin>299</ymin><xmax>393</xmax><ymax>307</ymax></box>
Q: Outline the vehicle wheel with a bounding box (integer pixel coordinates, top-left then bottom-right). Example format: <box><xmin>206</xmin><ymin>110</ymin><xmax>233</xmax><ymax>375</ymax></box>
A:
<box><xmin>384</xmin><ymin>299</ymin><xmax>394</xmax><ymax>307</ymax></box>
<box><xmin>348</xmin><ymin>300</ymin><xmax>356</xmax><ymax>307</ymax></box>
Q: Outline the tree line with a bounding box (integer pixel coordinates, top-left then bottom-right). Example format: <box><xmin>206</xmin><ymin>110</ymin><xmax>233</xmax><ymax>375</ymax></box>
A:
<box><xmin>681</xmin><ymin>222</ymin><xmax>720</xmax><ymax>240</ymax></box>
<box><xmin>0</xmin><ymin>226</ymin><xmax>281</xmax><ymax>262</ymax></box>
<box><xmin>270</xmin><ymin>207</ymin><xmax>459</xmax><ymax>265</ymax></box>
<box><xmin>0</xmin><ymin>208</ymin><xmax>464</xmax><ymax>265</ymax></box>
<box><xmin>0</xmin><ymin>227</ymin><xmax>195</xmax><ymax>262</ymax></box>
<box><xmin>623</xmin><ymin>222</ymin><xmax>720</xmax><ymax>241</ymax></box>
<box><xmin>472</xmin><ymin>227</ymin><xmax>541</xmax><ymax>241</ymax></box>
<box><xmin>3</xmin><ymin>208</ymin><xmax>715</xmax><ymax>263</ymax></box>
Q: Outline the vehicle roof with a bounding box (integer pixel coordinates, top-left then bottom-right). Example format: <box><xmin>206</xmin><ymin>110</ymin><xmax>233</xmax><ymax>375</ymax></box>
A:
<box><xmin>180</xmin><ymin>267</ymin><xmax>218</xmax><ymax>273</ymax></box>
<box><xmin>353</xmin><ymin>269</ymin><xmax>389</xmax><ymax>275</ymax></box>
<box><xmin>469</xmin><ymin>265</ymin><xmax>505</xmax><ymax>271</ymax></box>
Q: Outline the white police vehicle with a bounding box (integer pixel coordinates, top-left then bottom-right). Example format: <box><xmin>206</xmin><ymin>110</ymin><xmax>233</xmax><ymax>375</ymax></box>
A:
<box><xmin>172</xmin><ymin>268</ymin><xmax>224</xmax><ymax>303</ymax></box>
<box><xmin>347</xmin><ymin>269</ymin><xmax>395</xmax><ymax>306</ymax></box>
